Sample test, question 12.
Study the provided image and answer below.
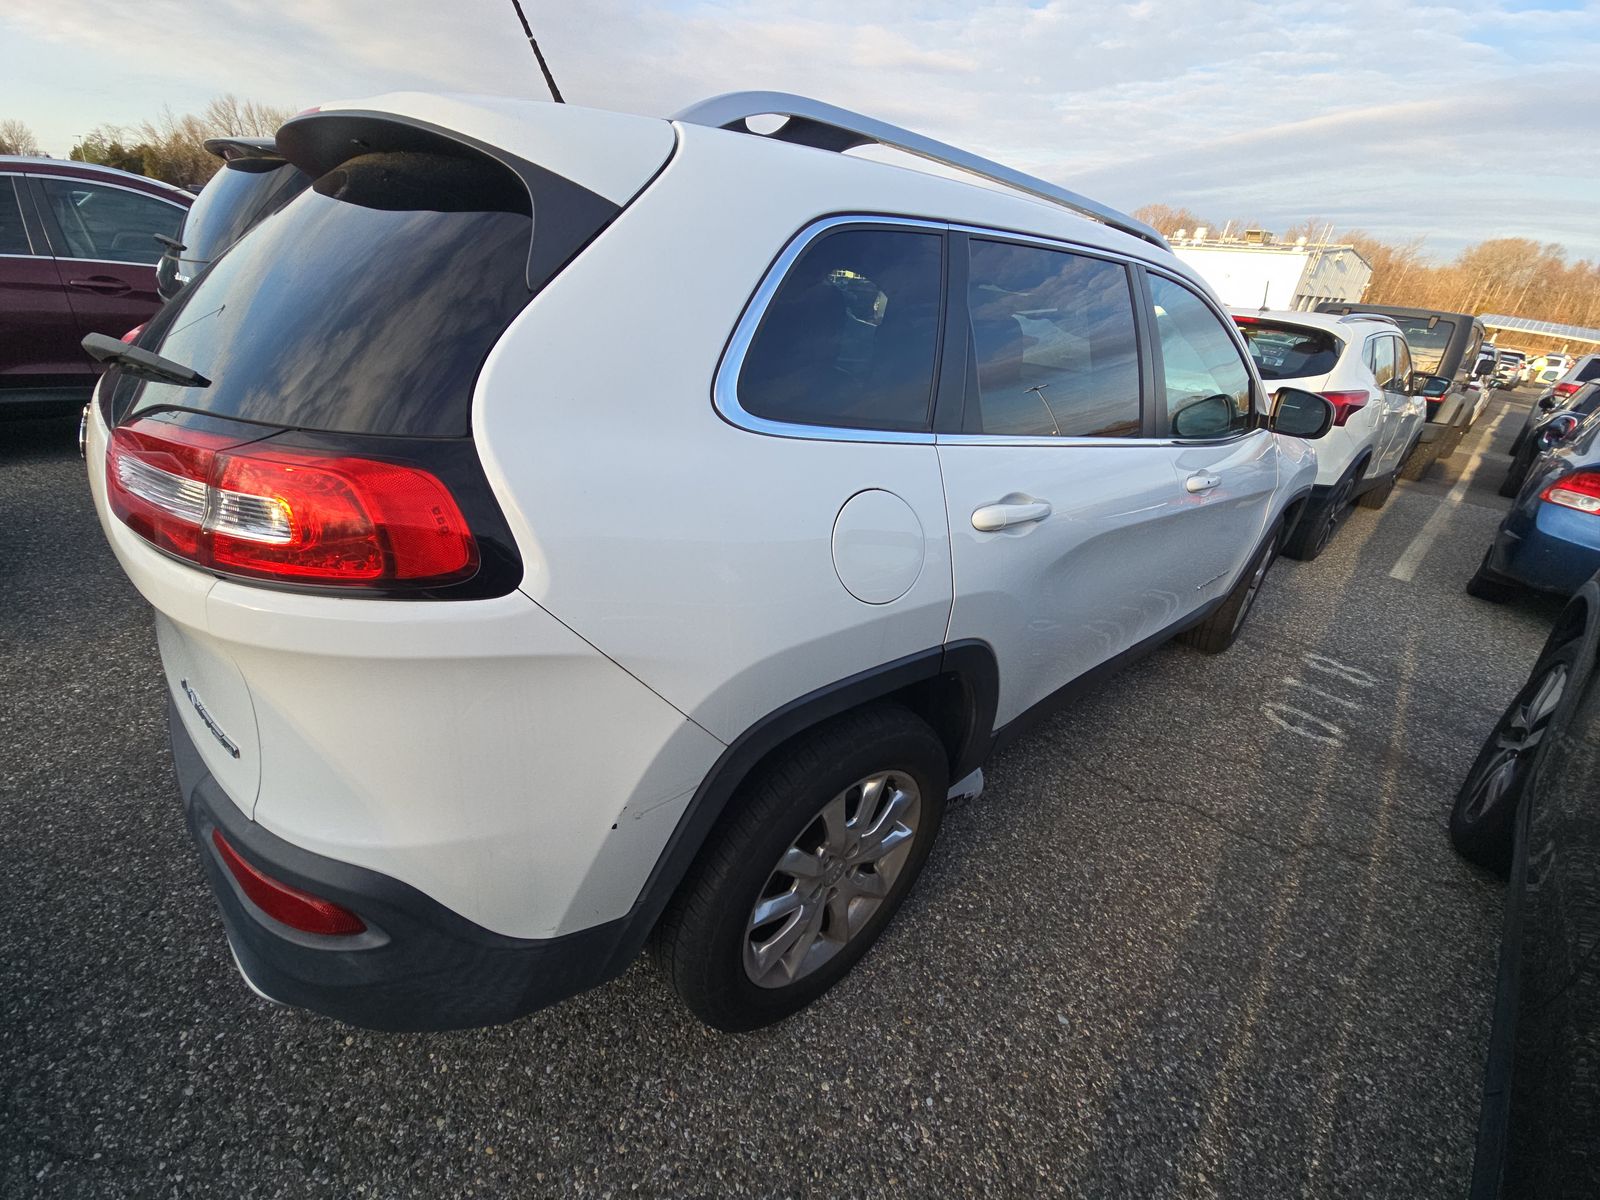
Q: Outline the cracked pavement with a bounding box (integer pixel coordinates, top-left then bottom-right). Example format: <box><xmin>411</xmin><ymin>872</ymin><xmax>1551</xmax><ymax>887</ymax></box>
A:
<box><xmin>1</xmin><ymin>392</ymin><xmax>1557</xmax><ymax>1197</ymax></box>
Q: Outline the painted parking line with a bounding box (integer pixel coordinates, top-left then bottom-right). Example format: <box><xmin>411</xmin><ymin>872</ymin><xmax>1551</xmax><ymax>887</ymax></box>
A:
<box><xmin>1389</xmin><ymin>409</ymin><xmax>1509</xmax><ymax>583</ymax></box>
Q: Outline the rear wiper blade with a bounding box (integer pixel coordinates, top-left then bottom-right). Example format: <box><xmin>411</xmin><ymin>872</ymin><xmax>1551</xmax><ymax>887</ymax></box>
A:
<box><xmin>82</xmin><ymin>332</ymin><xmax>210</xmax><ymax>388</ymax></box>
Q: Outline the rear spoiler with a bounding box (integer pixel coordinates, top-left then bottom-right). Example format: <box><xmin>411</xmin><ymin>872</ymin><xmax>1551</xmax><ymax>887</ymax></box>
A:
<box><xmin>202</xmin><ymin>137</ymin><xmax>282</xmax><ymax>163</ymax></box>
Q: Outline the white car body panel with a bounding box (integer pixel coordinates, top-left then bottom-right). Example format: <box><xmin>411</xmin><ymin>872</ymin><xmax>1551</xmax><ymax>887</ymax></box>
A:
<box><xmin>939</xmin><ymin>432</ymin><xmax>1278</xmax><ymax>726</ymax></box>
<box><xmin>86</xmin><ymin>402</ymin><xmax>725</xmax><ymax>939</ymax></box>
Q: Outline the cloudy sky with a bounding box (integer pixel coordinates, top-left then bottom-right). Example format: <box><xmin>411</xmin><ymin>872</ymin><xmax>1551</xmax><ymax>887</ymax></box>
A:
<box><xmin>2</xmin><ymin>0</ymin><xmax>1596</xmax><ymax>260</ymax></box>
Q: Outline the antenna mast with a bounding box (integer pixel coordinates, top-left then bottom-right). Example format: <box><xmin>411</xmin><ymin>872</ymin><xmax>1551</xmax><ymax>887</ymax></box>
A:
<box><xmin>509</xmin><ymin>0</ymin><xmax>565</xmax><ymax>103</ymax></box>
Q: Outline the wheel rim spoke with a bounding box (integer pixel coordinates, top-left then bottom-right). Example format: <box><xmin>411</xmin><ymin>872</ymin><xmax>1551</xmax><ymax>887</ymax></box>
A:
<box><xmin>742</xmin><ymin>768</ymin><xmax>923</xmax><ymax>989</ymax></box>
<box><xmin>749</xmin><ymin>887</ymin><xmax>804</xmax><ymax>931</ymax></box>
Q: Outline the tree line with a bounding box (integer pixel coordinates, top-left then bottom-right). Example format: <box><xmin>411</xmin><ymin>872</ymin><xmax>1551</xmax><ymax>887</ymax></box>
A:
<box><xmin>0</xmin><ymin>95</ymin><xmax>293</xmax><ymax>190</ymax></box>
<box><xmin>1134</xmin><ymin>204</ymin><xmax>1600</xmax><ymax>348</ymax></box>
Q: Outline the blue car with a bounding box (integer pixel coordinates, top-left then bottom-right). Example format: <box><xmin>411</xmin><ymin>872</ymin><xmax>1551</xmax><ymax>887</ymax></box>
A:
<box><xmin>1470</xmin><ymin>410</ymin><xmax>1600</xmax><ymax>600</ymax></box>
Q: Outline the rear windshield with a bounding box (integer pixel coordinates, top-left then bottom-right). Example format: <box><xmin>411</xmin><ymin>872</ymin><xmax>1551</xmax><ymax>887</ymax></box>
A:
<box><xmin>1394</xmin><ymin>318</ymin><xmax>1457</xmax><ymax>374</ymax></box>
<box><xmin>129</xmin><ymin>151</ymin><xmax>534</xmax><ymax>437</ymax></box>
<box><xmin>179</xmin><ymin>157</ymin><xmax>309</xmax><ymax>265</ymax></box>
<box><xmin>1235</xmin><ymin>321</ymin><xmax>1342</xmax><ymax>380</ymax></box>
<box><xmin>1577</xmin><ymin>359</ymin><xmax>1600</xmax><ymax>383</ymax></box>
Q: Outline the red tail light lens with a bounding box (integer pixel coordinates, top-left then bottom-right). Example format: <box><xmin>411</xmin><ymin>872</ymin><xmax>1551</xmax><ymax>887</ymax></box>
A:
<box><xmin>211</xmin><ymin>830</ymin><xmax>366</xmax><ymax>936</ymax></box>
<box><xmin>1541</xmin><ymin>471</ymin><xmax>1600</xmax><ymax>515</ymax></box>
<box><xmin>106</xmin><ymin>418</ymin><xmax>478</xmax><ymax>587</ymax></box>
<box><xmin>1555</xmin><ymin>382</ymin><xmax>1582</xmax><ymax>399</ymax></box>
<box><xmin>1321</xmin><ymin>390</ymin><xmax>1369</xmax><ymax>426</ymax></box>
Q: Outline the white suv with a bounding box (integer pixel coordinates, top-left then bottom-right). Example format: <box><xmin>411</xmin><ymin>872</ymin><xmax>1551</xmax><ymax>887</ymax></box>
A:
<box><xmin>84</xmin><ymin>92</ymin><xmax>1332</xmax><ymax>1032</ymax></box>
<box><xmin>1233</xmin><ymin>309</ymin><xmax>1427</xmax><ymax>560</ymax></box>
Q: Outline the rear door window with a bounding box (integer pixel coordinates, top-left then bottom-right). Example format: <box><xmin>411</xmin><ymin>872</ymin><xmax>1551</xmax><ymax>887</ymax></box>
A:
<box><xmin>0</xmin><ymin>177</ymin><xmax>32</xmax><ymax>254</ymax></box>
<box><xmin>962</xmin><ymin>238</ymin><xmax>1140</xmax><ymax>437</ymax></box>
<box><xmin>1148</xmin><ymin>275</ymin><xmax>1254</xmax><ymax>438</ymax></box>
<box><xmin>1368</xmin><ymin>335</ymin><xmax>1398</xmax><ymax>389</ymax></box>
<box><xmin>737</xmin><ymin>227</ymin><xmax>943</xmax><ymax>433</ymax></box>
<box><xmin>35</xmin><ymin>178</ymin><xmax>183</xmax><ymax>264</ymax></box>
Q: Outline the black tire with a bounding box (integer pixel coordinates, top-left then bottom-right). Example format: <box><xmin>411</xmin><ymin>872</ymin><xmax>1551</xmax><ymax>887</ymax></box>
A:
<box><xmin>1498</xmin><ymin>454</ymin><xmax>1530</xmax><ymax>499</ymax></box>
<box><xmin>1177</xmin><ymin>522</ymin><xmax>1281</xmax><ymax>654</ymax></box>
<box><xmin>1400</xmin><ymin>441</ymin><xmax>1436</xmax><ymax>481</ymax></box>
<box><xmin>654</xmin><ymin>704</ymin><xmax>948</xmax><ymax>1032</ymax></box>
<box><xmin>1282</xmin><ymin>474</ymin><xmax>1354</xmax><ymax>561</ymax></box>
<box><xmin>1466</xmin><ymin>550</ymin><xmax>1517</xmax><ymax>603</ymax></box>
<box><xmin>1450</xmin><ymin>638</ymin><xmax>1582</xmax><ymax>876</ymax></box>
<box><xmin>1355</xmin><ymin>470</ymin><xmax>1396</xmax><ymax>510</ymax></box>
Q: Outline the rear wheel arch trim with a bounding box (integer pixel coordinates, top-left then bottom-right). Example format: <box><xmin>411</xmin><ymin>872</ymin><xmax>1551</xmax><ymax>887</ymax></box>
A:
<box><xmin>622</xmin><ymin>640</ymin><xmax>999</xmax><ymax>951</ymax></box>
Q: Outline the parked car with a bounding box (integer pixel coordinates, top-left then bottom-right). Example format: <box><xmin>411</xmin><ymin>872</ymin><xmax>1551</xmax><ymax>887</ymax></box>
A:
<box><xmin>0</xmin><ymin>157</ymin><xmax>189</xmax><ymax>415</ymax></box>
<box><xmin>1533</xmin><ymin>353</ymin><xmax>1600</xmax><ymax>414</ymax></box>
<box><xmin>155</xmin><ymin>137</ymin><xmax>310</xmax><ymax>301</ymax></box>
<box><xmin>1513</xmin><ymin>359</ymin><xmax>1600</xmax><ymax>455</ymax></box>
<box><xmin>1315</xmin><ymin>302</ymin><xmax>1490</xmax><ymax>472</ymax></box>
<box><xmin>1494</xmin><ymin>349</ymin><xmax>1527</xmax><ymax>388</ymax></box>
<box><xmin>1451</xmin><ymin>569</ymin><xmax>1600</xmax><ymax>1197</ymax></box>
<box><xmin>1502</xmin><ymin>383</ymin><xmax>1600</xmax><ymax>497</ymax></box>
<box><xmin>1469</xmin><ymin>405</ymin><xmax>1600</xmax><ymax>600</ymax></box>
<box><xmin>83</xmin><ymin>91</ymin><xmax>1335</xmax><ymax>1033</ymax></box>
<box><xmin>1233</xmin><ymin>308</ymin><xmax>1427</xmax><ymax>558</ymax></box>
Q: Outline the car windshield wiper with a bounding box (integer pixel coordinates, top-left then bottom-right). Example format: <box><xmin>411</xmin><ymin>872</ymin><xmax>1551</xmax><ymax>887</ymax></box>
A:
<box><xmin>82</xmin><ymin>332</ymin><xmax>210</xmax><ymax>388</ymax></box>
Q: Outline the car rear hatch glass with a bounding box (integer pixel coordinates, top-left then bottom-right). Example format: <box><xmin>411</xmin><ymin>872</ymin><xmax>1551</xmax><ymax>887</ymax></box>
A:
<box><xmin>179</xmin><ymin>155</ymin><xmax>310</xmax><ymax>267</ymax></box>
<box><xmin>1236</xmin><ymin>320</ymin><xmax>1342</xmax><ymax>381</ymax></box>
<box><xmin>121</xmin><ymin>150</ymin><xmax>541</xmax><ymax>437</ymax></box>
<box><xmin>1395</xmin><ymin>318</ymin><xmax>1457</xmax><ymax>374</ymax></box>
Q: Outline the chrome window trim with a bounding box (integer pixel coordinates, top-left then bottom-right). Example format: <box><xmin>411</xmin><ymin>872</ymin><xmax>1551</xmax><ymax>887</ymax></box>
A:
<box><xmin>714</xmin><ymin>213</ymin><xmax>946</xmax><ymax>445</ymax></box>
<box><xmin>22</xmin><ymin>171</ymin><xmax>190</xmax><ymax>209</ymax></box>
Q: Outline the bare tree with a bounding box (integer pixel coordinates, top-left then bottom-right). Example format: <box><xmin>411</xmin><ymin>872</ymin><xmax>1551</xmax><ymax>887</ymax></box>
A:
<box><xmin>0</xmin><ymin>118</ymin><xmax>42</xmax><ymax>156</ymax></box>
<box><xmin>1132</xmin><ymin>203</ymin><xmax>1213</xmax><ymax>237</ymax></box>
<box><xmin>135</xmin><ymin>95</ymin><xmax>295</xmax><ymax>188</ymax></box>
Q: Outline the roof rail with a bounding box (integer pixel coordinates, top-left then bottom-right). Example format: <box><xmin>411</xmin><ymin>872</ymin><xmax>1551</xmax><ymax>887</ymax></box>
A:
<box><xmin>672</xmin><ymin>91</ymin><xmax>1170</xmax><ymax>252</ymax></box>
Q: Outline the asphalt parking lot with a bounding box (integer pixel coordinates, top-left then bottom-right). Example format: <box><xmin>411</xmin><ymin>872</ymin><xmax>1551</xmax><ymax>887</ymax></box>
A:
<box><xmin>0</xmin><ymin>390</ymin><xmax>1566</xmax><ymax>1199</ymax></box>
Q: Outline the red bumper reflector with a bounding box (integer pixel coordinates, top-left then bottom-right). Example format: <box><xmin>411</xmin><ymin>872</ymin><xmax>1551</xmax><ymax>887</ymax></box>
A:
<box><xmin>211</xmin><ymin>829</ymin><xmax>367</xmax><ymax>936</ymax></box>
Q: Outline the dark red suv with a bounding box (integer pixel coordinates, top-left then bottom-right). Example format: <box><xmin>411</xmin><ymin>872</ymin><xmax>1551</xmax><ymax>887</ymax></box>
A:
<box><xmin>1</xmin><ymin>158</ymin><xmax>190</xmax><ymax>416</ymax></box>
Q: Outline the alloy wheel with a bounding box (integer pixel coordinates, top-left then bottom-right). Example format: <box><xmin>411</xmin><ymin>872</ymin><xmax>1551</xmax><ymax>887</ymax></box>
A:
<box><xmin>743</xmin><ymin>771</ymin><xmax>922</xmax><ymax>989</ymax></box>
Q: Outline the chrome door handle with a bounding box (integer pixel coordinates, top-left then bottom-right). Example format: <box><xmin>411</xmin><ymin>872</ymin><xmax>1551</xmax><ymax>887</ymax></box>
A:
<box><xmin>1185</xmin><ymin>473</ymin><xmax>1221</xmax><ymax>494</ymax></box>
<box><xmin>971</xmin><ymin>500</ymin><xmax>1052</xmax><ymax>532</ymax></box>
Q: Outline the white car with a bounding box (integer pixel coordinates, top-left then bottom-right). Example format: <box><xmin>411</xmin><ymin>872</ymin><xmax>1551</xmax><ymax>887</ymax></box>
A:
<box><xmin>84</xmin><ymin>91</ymin><xmax>1332</xmax><ymax>1033</ymax></box>
<box><xmin>1232</xmin><ymin>309</ymin><xmax>1427</xmax><ymax>559</ymax></box>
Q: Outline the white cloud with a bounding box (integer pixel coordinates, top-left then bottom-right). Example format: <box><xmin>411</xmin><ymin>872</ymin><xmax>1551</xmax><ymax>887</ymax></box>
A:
<box><xmin>2</xmin><ymin>0</ymin><xmax>1597</xmax><ymax>258</ymax></box>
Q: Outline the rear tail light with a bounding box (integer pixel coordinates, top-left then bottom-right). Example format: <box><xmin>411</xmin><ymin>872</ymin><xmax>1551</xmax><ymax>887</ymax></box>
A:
<box><xmin>106</xmin><ymin>417</ymin><xmax>478</xmax><ymax>587</ymax></box>
<box><xmin>1541</xmin><ymin>471</ymin><xmax>1600</xmax><ymax>515</ymax></box>
<box><xmin>1555</xmin><ymin>382</ymin><xmax>1582</xmax><ymax>399</ymax></box>
<box><xmin>211</xmin><ymin>830</ymin><xmax>366</xmax><ymax>936</ymax></box>
<box><xmin>1321</xmin><ymin>390</ymin><xmax>1369</xmax><ymax>426</ymax></box>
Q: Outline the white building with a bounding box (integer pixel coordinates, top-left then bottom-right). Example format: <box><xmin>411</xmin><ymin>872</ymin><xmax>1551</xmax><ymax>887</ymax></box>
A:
<box><xmin>1171</xmin><ymin>228</ymin><xmax>1372</xmax><ymax>312</ymax></box>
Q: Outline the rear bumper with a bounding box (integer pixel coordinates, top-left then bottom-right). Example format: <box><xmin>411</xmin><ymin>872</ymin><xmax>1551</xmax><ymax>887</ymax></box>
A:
<box><xmin>1488</xmin><ymin>508</ymin><xmax>1600</xmax><ymax>597</ymax></box>
<box><xmin>171</xmin><ymin>700</ymin><xmax>632</xmax><ymax>1031</ymax></box>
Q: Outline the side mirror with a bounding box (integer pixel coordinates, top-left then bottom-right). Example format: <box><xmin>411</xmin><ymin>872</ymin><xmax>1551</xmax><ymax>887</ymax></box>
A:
<box><xmin>1171</xmin><ymin>393</ymin><xmax>1237</xmax><ymax>439</ymax></box>
<box><xmin>1538</xmin><ymin>414</ymin><xmax>1581</xmax><ymax>450</ymax></box>
<box><xmin>1473</xmin><ymin>360</ymin><xmax>1494</xmax><ymax>378</ymax></box>
<box><xmin>1270</xmin><ymin>387</ymin><xmax>1336</xmax><ymax>440</ymax></box>
<box><xmin>1414</xmin><ymin>374</ymin><xmax>1450</xmax><ymax>398</ymax></box>
<box><xmin>1538</xmin><ymin>395</ymin><xmax>1557</xmax><ymax>411</ymax></box>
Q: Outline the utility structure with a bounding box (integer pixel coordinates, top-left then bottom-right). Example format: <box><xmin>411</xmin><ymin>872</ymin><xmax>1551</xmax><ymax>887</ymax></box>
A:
<box><xmin>1170</xmin><ymin>226</ymin><xmax>1372</xmax><ymax>312</ymax></box>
